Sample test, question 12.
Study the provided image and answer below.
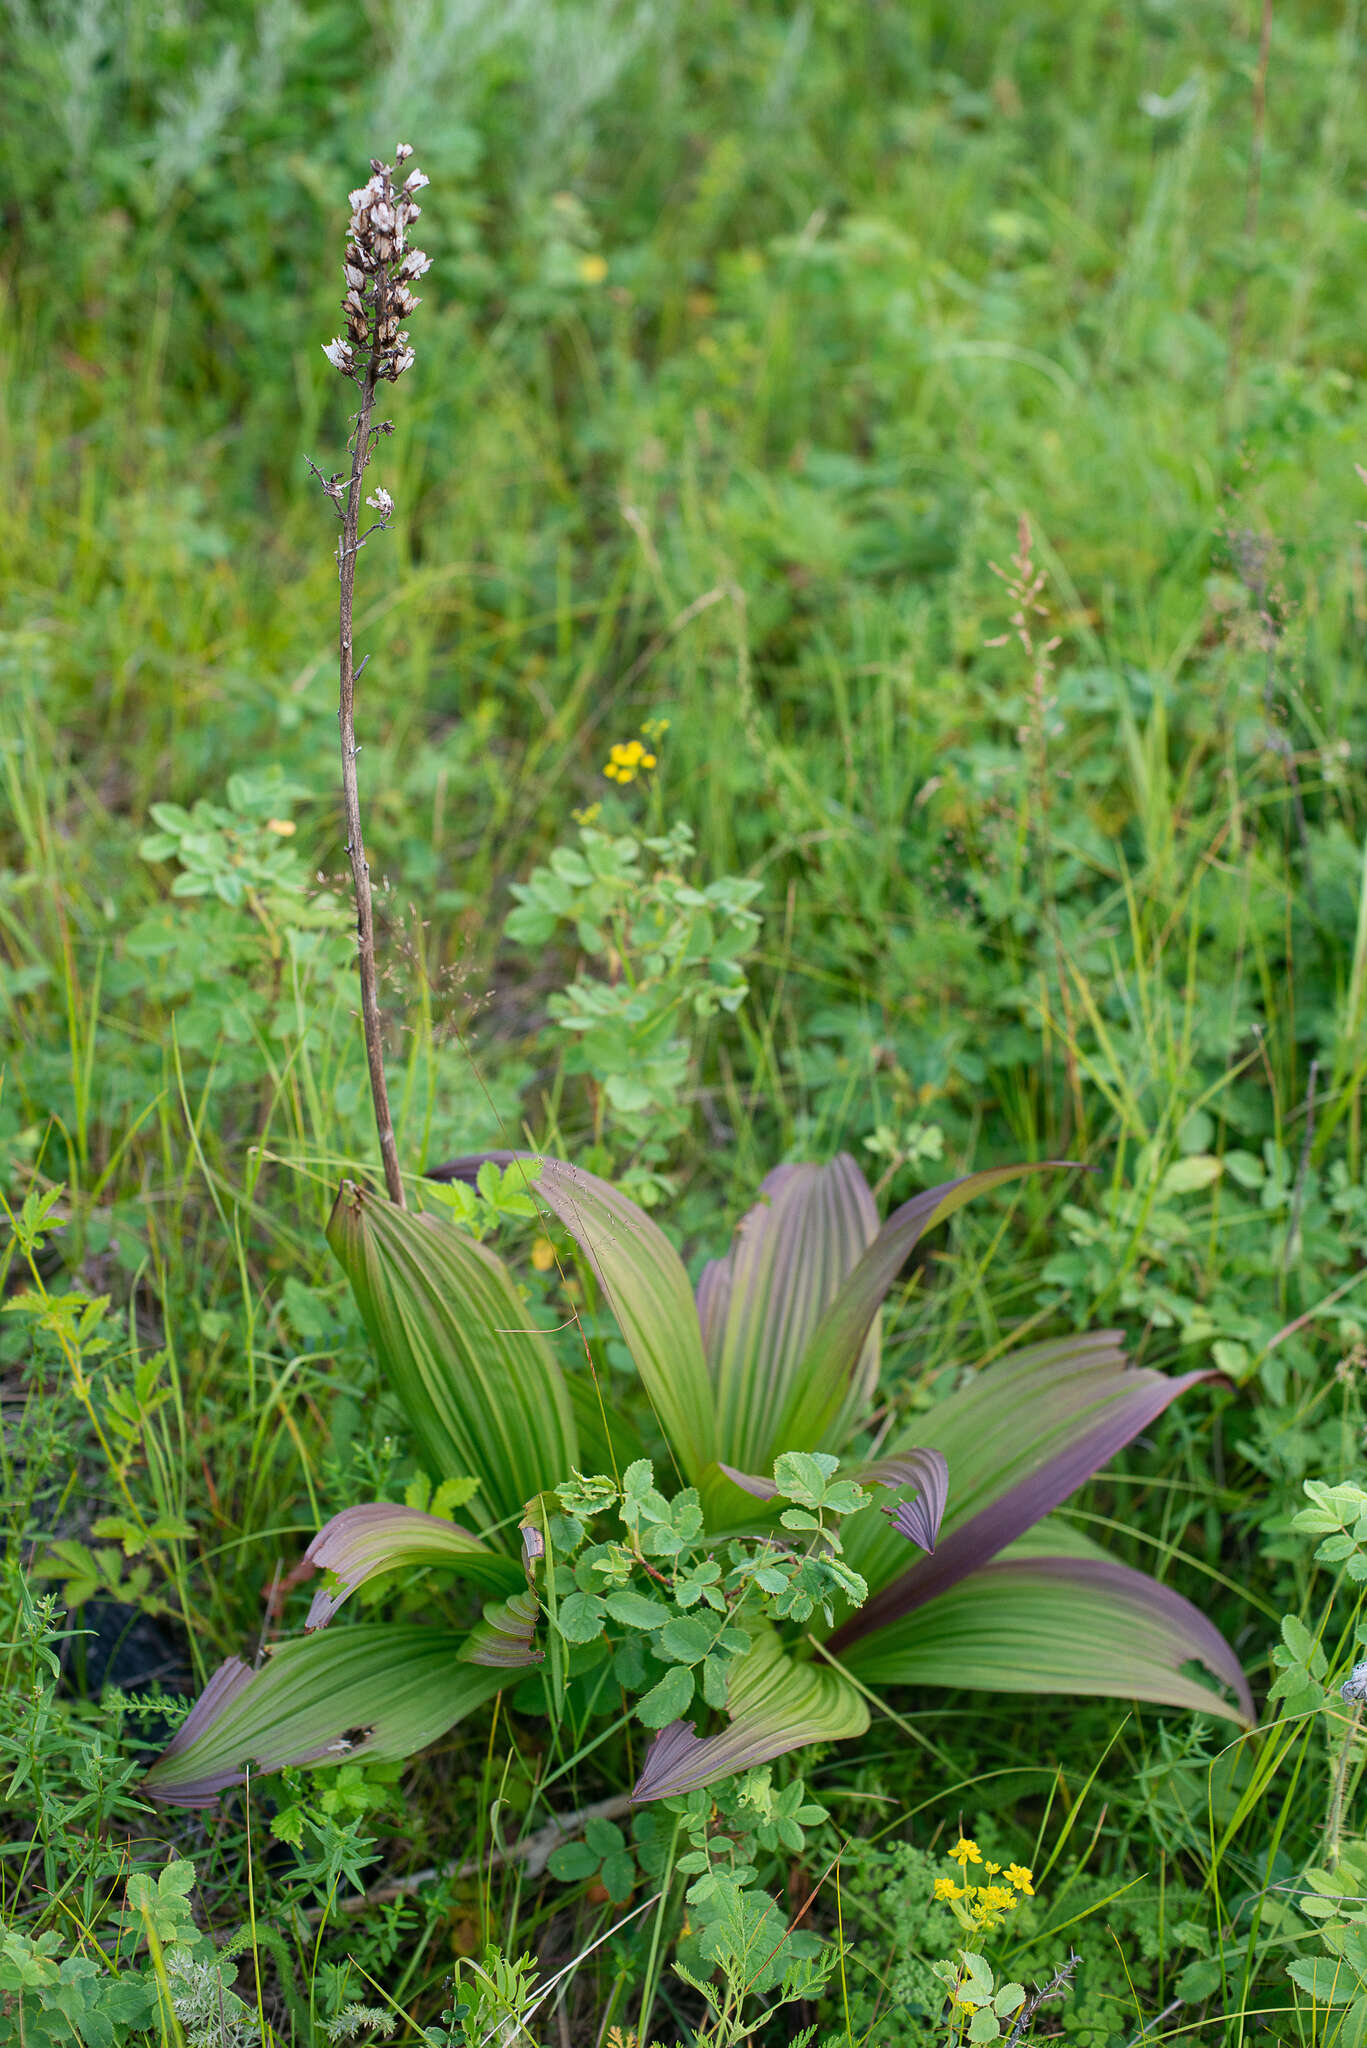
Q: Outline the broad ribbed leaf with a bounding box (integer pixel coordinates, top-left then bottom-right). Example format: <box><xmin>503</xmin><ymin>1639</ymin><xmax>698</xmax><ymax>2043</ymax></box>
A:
<box><xmin>429</xmin><ymin>1153</ymin><xmax>716</xmax><ymax>1484</ymax></box>
<box><xmin>631</xmin><ymin>1628</ymin><xmax>868</xmax><ymax>1803</ymax></box>
<box><xmin>841</xmin><ymin>1553</ymin><xmax>1253</xmax><ymax>1724</ymax></box>
<box><xmin>777</xmin><ymin>1164</ymin><xmax>1071</xmax><ymax>1452</ymax></box>
<box><xmin>831</xmin><ymin>1340</ymin><xmax>1217</xmax><ymax>1653</ymax></box>
<box><xmin>696</xmin><ymin>1156</ymin><xmax>880</xmax><ymax>1472</ymax></box>
<box><xmin>144</xmin><ymin>1628</ymin><xmax>506</xmax><ymax>1806</ymax></box>
<box><xmin>831</xmin><ymin>1338</ymin><xmax>1215</xmax><ymax>1654</ymax></box>
<box><xmin>460</xmin><ymin>1588</ymin><xmax>542</xmax><ymax>1668</ymax></box>
<box><xmin>300</xmin><ymin>1504</ymin><xmax>521</xmax><ymax>1628</ymax></box>
<box><xmin>326</xmin><ymin>1181</ymin><xmax>577</xmax><ymax>1530</ymax></box>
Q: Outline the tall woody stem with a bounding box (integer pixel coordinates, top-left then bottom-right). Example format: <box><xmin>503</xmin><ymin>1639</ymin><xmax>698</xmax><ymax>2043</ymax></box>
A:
<box><xmin>337</xmin><ymin>356</ymin><xmax>405</xmax><ymax>1208</ymax></box>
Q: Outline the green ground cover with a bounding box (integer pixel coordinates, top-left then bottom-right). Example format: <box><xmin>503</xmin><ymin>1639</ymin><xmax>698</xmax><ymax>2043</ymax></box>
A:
<box><xmin>4</xmin><ymin>0</ymin><xmax>1367</xmax><ymax>2039</ymax></box>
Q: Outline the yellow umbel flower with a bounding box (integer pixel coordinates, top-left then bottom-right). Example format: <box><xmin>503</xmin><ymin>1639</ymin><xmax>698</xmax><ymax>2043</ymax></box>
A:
<box><xmin>948</xmin><ymin>1837</ymin><xmax>981</xmax><ymax>1867</ymax></box>
<box><xmin>932</xmin><ymin>1878</ymin><xmax>965</xmax><ymax>1902</ymax></box>
<box><xmin>1007</xmin><ymin>1863</ymin><xmax>1035</xmax><ymax>1896</ymax></box>
<box><xmin>976</xmin><ymin>1884</ymin><xmax>1017</xmax><ymax>1915</ymax></box>
<box><xmin>602</xmin><ymin>737</ymin><xmax>657</xmax><ymax>785</ymax></box>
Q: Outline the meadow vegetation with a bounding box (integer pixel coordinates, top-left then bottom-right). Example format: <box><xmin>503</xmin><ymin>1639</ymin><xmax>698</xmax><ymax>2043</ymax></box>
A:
<box><xmin>4</xmin><ymin>0</ymin><xmax>1367</xmax><ymax>2040</ymax></box>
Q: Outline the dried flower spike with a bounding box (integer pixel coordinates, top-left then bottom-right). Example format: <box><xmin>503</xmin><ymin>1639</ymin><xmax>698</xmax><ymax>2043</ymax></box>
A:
<box><xmin>311</xmin><ymin>143</ymin><xmax>434</xmax><ymax>1212</ymax></box>
<box><xmin>323</xmin><ymin>148</ymin><xmax>432</xmax><ymax>388</ymax></box>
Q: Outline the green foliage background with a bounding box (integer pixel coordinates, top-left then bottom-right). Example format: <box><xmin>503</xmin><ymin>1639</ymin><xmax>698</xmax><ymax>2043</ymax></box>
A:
<box><xmin>4</xmin><ymin>0</ymin><xmax>1367</xmax><ymax>2039</ymax></box>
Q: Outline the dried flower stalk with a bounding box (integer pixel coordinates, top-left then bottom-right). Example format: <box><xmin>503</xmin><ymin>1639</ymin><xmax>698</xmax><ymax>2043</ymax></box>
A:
<box><xmin>311</xmin><ymin>144</ymin><xmax>431</xmax><ymax>1207</ymax></box>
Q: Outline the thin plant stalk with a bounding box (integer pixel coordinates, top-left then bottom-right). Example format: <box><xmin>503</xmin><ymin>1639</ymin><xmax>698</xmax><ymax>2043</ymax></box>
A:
<box><xmin>336</xmin><ymin>360</ymin><xmax>403</xmax><ymax>1206</ymax></box>
<box><xmin>314</xmin><ymin>144</ymin><xmax>432</xmax><ymax>1207</ymax></box>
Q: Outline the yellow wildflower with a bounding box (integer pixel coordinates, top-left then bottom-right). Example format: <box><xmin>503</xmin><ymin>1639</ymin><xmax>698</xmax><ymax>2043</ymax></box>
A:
<box><xmin>603</xmin><ymin>737</ymin><xmax>657</xmax><ymax>785</ymax></box>
<box><xmin>970</xmin><ymin>1883</ymin><xmax>1019</xmax><ymax>1926</ymax></box>
<box><xmin>531</xmin><ymin>1236</ymin><xmax>556</xmax><ymax>1272</ymax></box>
<box><xmin>265</xmin><ymin>817</ymin><xmax>296</xmax><ymax>836</ymax></box>
<box><xmin>577</xmin><ymin>253</ymin><xmax>608</xmax><ymax>285</ymax></box>
<box><xmin>932</xmin><ymin>1878</ymin><xmax>965</xmax><ymax>1902</ymax></box>
<box><xmin>948</xmin><ymin>1838</ymin><xmax>981</xmax><ymax>1867</ymax></box>
<box><xmin>1007</xmin><ymin>1863</ymin><xmax>1035</xmax><ymax>1896</ymax></box>
<box><xmin>984</xmin><ymin>1860</ymin><xmax>1002</xmax><ymax>1876</ymax></box>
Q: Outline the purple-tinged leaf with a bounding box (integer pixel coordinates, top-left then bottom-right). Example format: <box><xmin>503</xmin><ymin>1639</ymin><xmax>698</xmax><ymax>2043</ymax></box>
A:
<box><xmin>715</xmin><ymin>1462</ymin><xmax>779</xmax><ymax>1502</ymax></box>
<box><xmin>631</xmin><ymin>1628</ymin><xmax>867</xmax><ymax>1803</ymax></box>
<box><xmin>842</xmin><ymin>1552</ymin><xmax>1253</xmax><ymax>1725</ymax></box>
<box><xmin>829</xmin><ymin>1361</ymin><xmax>1217</xmax><ymax>1656</ymax></box>
<box><xmin>841</xmin><ymin>1334</ymin><xmax>1143</xmax><ymax>1595</ymax></box>
<box><xmin>697</xmin><ymin>1156</ymin><xmax>880</xmax><ymax>1472</ymax></box>
<box><xmin>460</xmin><ymin>1588</ymin><xmax>542</xmax><ymax>1668</ymax></box>
<box><xmin>430</xmin><ymin>1153</ymin><xmax>716</xmax><ymax>1484</ymax></box>
<box><xmin>715</xmin><ymin>1447</ymin><xmax>949</xmax><ymax>1553</ymax></box>
<box><xmin>144</xmin><ymin>1628</ymin><xmax>506</xmax><ymax>1807</ymax></box>
<box><xmin>866</xmin><ymin>1449</ymin><xmax>950</xmax><ymax>1554</ymax></box>
<box><xmin>300</xmin><ymin>1504</ymin><xmax>519</xmax><ymax>1628</ymax></box>
<box><xmin>777</xmin><ymin>1163</ymin><xmax>1074</xmax><ymax>1452</ymax></box>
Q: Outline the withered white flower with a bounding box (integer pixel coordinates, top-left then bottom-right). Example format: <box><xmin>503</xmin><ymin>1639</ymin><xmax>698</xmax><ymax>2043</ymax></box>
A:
<box><xmin>323</xmin><ymin>147</ymin><xmax>432</xmax><ymax>386</ymax></box>
<box><xmin>365</xmin><ymin>487</ymin><xmax>394</xmax><ymax>518</ymax></box>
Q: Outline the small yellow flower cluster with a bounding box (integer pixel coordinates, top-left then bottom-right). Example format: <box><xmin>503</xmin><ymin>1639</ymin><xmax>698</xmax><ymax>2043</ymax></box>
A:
<box><xmin>603</xmin><ymin>731</ymin><xmax>659</xmax><ymax>784</ymax></box>
<box><xmin>935</xmin><ymin>1839</ymin><xmax>1036</xmax><ymax>1934</ymax></box>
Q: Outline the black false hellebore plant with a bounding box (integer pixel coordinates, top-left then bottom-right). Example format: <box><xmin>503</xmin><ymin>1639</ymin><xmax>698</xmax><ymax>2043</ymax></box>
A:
<box><xmin>146</xmin><ymin>1152</ymin><xmax>1251</xmax><ymax>1806</ymax></box>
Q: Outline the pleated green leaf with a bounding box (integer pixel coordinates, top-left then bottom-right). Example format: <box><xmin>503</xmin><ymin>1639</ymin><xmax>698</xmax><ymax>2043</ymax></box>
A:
<box><xmin>326</xmin><ymin>1181</ymin><xmax>577</xmax><ymax>1531</ymax></box>
<box><xmin>839</xmin><ymin>1552</ymin><xmax>1254</xmax><ymax>1724</ymax></box>
<box><xmin>460</xmin><ymin>1588</ymin><xmax>543</xmax><ymax>1668</ymax></box>
<box><xmin>696</xmin><ymin>1155</ymin><xmax>880</xmax><ymax>1473</ymax></box>
<box><xmin>429</xmin><ymin>1153</ymin><xmax>716</xmax><ymax>1485</ymax></box>
<box><xmin>300</xmin><ymin>1503</ymin><xmax>521</xmax><ymax>1628</ymax></box>
<box><xmin>144</xmin><ymin>1627</ymin><xmax>506</xmax><ymax>1807</ymax></box>
<box><xmin>777</xmin><ymin>1163</ymin><xmax>1070</xmax><ymax>1452</ymax></box>
<box><xmin>631</xmin><ymin>1627</ymin><xmax>868</xmax><ymax>1803</ymax></box>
